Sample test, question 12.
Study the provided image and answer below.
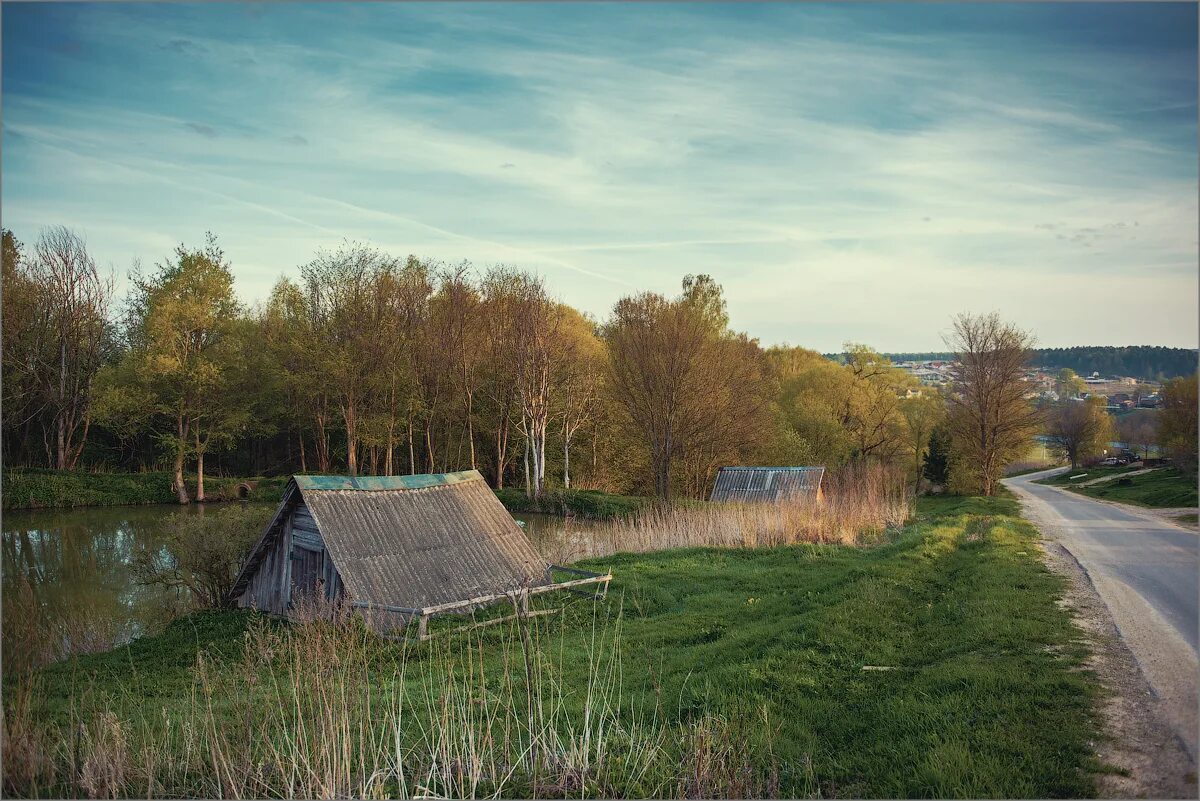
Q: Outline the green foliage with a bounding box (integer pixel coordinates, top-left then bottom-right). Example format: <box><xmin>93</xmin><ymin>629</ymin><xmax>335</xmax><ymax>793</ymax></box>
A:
<box><xmin>1</xmin><ymin>469</ymin><xmax>290</xmax><ymax>510</ymax></box>
<box><xmin>17</xmin><ymin>504</ymin><xmax>1102</xmax><ymax>798</ymax></box>
<box><xmin>494</xmin><ymin>487</ymin><xmax>648</xmax><ymax>519</ymax></box>
<box><xmin>1158</xmin><ymin>373</ymin><xmax>1198</xmax><ymax>477</ymax></box>
<box><xmin>922</xmin><ymin>424</ymin><xmax>951</xmax><ymax>485</ymax></box>
<box><xmin>132</xmin><ymin>504</ymin><xmax>273</xmax><ymax>607</ymax></box>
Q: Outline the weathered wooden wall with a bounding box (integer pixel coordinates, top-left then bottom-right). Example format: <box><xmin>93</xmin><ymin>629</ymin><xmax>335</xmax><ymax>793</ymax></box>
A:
<box><xmin>239</xmin><ymin>500</ymin><xmax>344</xmax><ymax>613</ymax></box>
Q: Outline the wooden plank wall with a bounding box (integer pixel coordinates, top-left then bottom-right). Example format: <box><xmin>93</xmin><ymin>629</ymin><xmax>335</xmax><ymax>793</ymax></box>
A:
<box><xmin>239</xmin><ymin>501</ymin><xmax>345</xmax><ymax>613</ymax></box>
<box><xmin>239</xmin><ymin>515</ymin><xmax>293</xmax><ymax>614</ymax></box>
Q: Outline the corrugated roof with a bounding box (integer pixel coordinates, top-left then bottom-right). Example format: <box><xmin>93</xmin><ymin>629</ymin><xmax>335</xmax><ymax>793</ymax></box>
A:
<box><xmin>709</xmin><ymin>466</ymin><xmax>825</xmax><ymax>503</ymax></box>
<box><xmin>229</xmin><ymin>470</ymin><xmax>550</xmax><ymax>610</ymax></box>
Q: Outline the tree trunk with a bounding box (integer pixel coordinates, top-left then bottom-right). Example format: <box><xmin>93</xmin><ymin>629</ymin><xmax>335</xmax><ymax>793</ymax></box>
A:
<box><xmin>196</xmin><ymin>431</ymin><xmax>206</xmax><ymax>503</ymax></box>
<box><xmin>298</xmin><ymin>428</ymin><xmax>307</xmax><ymax>473</ymax></box>
<box><xmin>563</xmin><ymin>432</ymin><xmax>571</xmax><ymax>490</ymax></box>
<box><xmin>174</xmin><ymin>414</ymin><xmax>190</xmax><ymax>505</ymax></box>
<box><xmin>407</xmin><ymin>415</ymin><xmax>416</xmax><ymax>475</ymax></box>
<box><xmin>56</xmin><ymin>340</ymin><xmax>67</xmax><ymax>470</ymax></box>
<box><xmin>524</xmin><ymin>433</ymin><xmax>532</xmax><ymax>497</ymax></box>
<box><xmin>466</xmin><ymin>392</ymin><xmax>476</xmax><ymax>470</ymax></box>
<box><xmin>385</xmin><ymin>427</ymin><xmax>394</xmax><ymax>476</ymax></box>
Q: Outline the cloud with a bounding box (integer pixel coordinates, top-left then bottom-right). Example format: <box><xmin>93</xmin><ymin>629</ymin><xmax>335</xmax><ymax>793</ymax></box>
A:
<box><xmin>183</xmin><ymin>122</ymin><xmax>217</xmax><ymax>138</ymax></box>
<box><xmin>162</xmin><ymin>38</ymin><xmax>204</xmax><ymax>55</ymax></box>
<box><xmin>2</xmin><ymin>3</ymin><xmax>1195</xmax><ymax>348</ymax></box>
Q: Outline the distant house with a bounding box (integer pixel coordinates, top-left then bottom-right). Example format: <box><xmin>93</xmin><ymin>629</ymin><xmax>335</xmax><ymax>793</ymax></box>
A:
<box><xmin>228</xmin><ymin>471</ymin><xmax>609</xmax><ymax>636</ymax></box>
<box><xmin>710</xmin><ymin>466</ymin><xmax>825</xmax><ymax>504</ymax></box>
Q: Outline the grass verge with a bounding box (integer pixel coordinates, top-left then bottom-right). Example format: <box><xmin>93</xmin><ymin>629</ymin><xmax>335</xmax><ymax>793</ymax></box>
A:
<box><xmin>1036</xmin><ymin>466</ymin><xmax>1198</xmax><ymax>508</ymax></box>
<box><xmin>4</xmin><ymin>493</ymin><xmax>1103</xmax><ymax>798</ymax></box>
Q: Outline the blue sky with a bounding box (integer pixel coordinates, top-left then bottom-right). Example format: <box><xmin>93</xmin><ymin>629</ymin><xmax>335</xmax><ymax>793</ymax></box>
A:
<box><xmin>3</xmin><ymin>2</ymin><xmax>1197</xmax><ymax>350</ymax></box>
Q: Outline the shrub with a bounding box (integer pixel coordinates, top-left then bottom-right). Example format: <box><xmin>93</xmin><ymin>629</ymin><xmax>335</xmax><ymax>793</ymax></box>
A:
<box><xmin>132</xmin><ymin>504</ymin><xmax>273</xmax><ymax>608</ymax></box>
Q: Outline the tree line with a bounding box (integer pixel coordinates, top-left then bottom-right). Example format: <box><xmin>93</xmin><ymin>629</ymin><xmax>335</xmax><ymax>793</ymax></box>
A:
<box><xmin>6</xmin><ymin>226</ymin><xmax>1193</xmax><ymax>502</ymax></box>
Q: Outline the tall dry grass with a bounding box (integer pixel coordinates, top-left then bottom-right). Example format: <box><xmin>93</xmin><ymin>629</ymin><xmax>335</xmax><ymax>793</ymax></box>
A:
<box><xmin>3</xmin><ymin>597</ymin><xmax>783</xmax><ymax>799</ymax></box>
<box><xmin>543</xmin><ymin>463</ymin><xmax>912</xmax><ymax>564</ymax></box>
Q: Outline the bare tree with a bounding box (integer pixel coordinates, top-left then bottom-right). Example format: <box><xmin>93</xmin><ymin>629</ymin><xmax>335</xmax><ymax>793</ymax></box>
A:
<box><xmin>943</xmin><ymin>312</ymin><xmax>1042</xmax><ymax>495</ymax></box>
<box><xmin>1046</xmin><ymin>398</ymin><xmax>1113</xmax><ymax>469</ymax></box>
<box><xmin>28</xmin><ymin>227</ymin><xmax>114</xmax><ymax>469</ymax></box>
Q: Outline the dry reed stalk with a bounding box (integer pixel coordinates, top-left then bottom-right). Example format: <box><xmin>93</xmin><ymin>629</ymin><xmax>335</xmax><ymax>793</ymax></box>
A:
<box><xmin>540</xmin><ymin>463</ymin><xmax>912</xmax><ymax>564</ymax></box>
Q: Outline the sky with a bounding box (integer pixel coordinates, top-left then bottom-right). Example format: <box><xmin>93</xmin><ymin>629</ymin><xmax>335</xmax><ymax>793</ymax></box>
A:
<box><xmin>3</xmin><ymin>2</ymin><xmax>1197</xmax><ymax>351</ymax></box>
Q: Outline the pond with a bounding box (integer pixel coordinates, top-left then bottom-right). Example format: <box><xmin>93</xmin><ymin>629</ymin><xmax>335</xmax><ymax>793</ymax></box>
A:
<box><xmin>2</xmin><ymin>503</ymin><xmax>610</xmax><ymax>668</ymax></box>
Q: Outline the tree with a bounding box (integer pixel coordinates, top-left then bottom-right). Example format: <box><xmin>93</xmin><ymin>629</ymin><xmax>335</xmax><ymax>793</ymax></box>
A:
<box><xmin>125</xmin><ymin>235</ymin><xmax>241</xmax><ymax>503</ymax></box>
<box><xmin>922</xmin><ymin>423</ymin><xmax>951</xmax><ymax>485</ymax></box>
<box><xmin>6</xmin><ymin>227</ymin><xmax>116</xmax><ymax>469</ymax></box>
<box><xmin>1159</xmin><ymin>373</ymin><xmax>1198</xmax><ymax>476</ymax></box>
<box><xmin>1055</xmin><ymin>368</ymin><xmax>1087</xmax><ymax>399</ymax></box>
<box><xmin>900</xmin><ymin>391</ymin><xmax>945</xmax><ymax>490</ymax></box>
<box><xmin>604</xmin><ymin>275</ymin><xmax>769</xmax><ymax>501</ymax></box>
<box><xmin>554</xmin><ymin>308</ymin><xmax>604</xmax><ymax>490</ymax></box>
<box><xmin>943</xmin><ymin>312</ymin><xmax>1042</xmax><ymax>496</ymax></box>
<box><xmin>1117</xmin><ymin>414</ymin><xmax>1156</xmax><ymax>461</ymax></box>
<box><xmin>1046</xmin><ymin>398</ymin><xmax>1114</xmax><ymax>469</ymax></box>
<box><xmin>300</xmin><ymin>242</ymin><xmax>407</xmax><ymax>475</ymax></box>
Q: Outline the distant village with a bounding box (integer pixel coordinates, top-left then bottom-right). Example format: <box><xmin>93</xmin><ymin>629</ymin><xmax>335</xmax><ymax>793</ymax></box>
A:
<box><xmin>892</xmin><ymin>360</ymin><xmax>1162</xmax><ymax>412</ymax></box>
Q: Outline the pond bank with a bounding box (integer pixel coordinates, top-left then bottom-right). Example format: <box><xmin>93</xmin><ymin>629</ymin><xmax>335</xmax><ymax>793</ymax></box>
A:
<box><xmin>5</xmin><ymin>495</ymin><xmax>1107</xmax><ymax>798</ymax></box>
<box><xmin>2</xmin><ymin>468</ymin><xmax>648</xmax><ymax>518</ymax></box>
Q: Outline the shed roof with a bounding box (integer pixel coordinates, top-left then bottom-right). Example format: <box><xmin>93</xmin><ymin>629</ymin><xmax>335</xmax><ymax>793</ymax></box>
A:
<box><xmin>229</xmin><ymin>470</ymin><xmax>550</xmax><ymax>610</ymax></box>
<box><xmin>709</xmin><ymin>466</ymin><xmax>825</xmax><ymax>503</ymax></box>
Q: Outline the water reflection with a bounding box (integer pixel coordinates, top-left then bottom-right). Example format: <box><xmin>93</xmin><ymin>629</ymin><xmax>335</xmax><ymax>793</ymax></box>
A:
<box><xmin>2</xmin><ymin>504</ymin><xmax>238</xmax><ymax>669</ymax></box>
<box><xmin>3</xmin><ymin>505</ymin><xmax>610</xmax><ymax>668</ymax></box>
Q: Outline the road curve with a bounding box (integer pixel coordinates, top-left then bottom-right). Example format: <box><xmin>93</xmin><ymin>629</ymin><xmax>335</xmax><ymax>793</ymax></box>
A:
<box><xmin>1004</xmin><ymin>468</ymin><xmax>1199</xmax><ymax>759</ymax></box>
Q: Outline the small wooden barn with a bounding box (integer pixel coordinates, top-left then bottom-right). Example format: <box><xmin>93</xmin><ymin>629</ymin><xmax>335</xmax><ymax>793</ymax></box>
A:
<box><xmin>228</xmin><ymin>471</ymin><xmax>609</xmax><ymax>636</ymax></box>
<box><xmin>709</xmin><ymin>466</ymin><xmax>825</xmax><ymax>504</ymax></box>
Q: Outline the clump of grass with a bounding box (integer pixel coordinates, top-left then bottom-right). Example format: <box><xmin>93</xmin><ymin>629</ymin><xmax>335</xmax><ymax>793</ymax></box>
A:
<box><xmin>542</xmin><ymin>463</ymin><xmax>911</xmax><ymax>563</ymax></box>
<box><xmin>3</xmin><ymin>597</ymin><xmax>781</xmax><ymax>799</ymax></box>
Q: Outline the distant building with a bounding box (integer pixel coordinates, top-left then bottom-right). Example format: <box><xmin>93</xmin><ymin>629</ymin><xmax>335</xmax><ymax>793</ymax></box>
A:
<box><xmin>710</xmin><ymin>467</ymin><xmax>825</xmax><ymax>504</ymax></box>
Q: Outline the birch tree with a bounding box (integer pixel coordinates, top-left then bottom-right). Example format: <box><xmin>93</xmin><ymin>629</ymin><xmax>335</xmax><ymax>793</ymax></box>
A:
<box><xmin>24</xmin><ymin>227</ymin><xmax>115</xmax><ymax>469</ymax></box>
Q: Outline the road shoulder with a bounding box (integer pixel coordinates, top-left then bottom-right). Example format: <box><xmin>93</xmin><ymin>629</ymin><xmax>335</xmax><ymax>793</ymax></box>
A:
<box><xmin>1007</xmin><ymin>476</ymin><xmax>1198</xmax><ymax>797</ymax></box>
<box><xmin>1038</xmin><ymin>539</ymin><xmax>1196</xmax><ymax>797</ymax></box>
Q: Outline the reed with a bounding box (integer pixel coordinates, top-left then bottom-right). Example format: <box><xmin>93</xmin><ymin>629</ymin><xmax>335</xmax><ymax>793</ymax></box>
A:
<box><xmin>542</xmin><ymin>463</ymin><xmax>912</xmax><ymax>563</ymax></box>
<box><xmin>4</xmin><ymin>597</ymin><xmax>781</xmax><ymax>799</ymax></box>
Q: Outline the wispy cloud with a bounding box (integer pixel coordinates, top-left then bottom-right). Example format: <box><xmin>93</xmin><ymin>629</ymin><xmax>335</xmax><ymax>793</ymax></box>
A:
<box><xmin>2</xmin><ymin>2</ymin><xmax>1195</xmax><ymax>348</ymax></box>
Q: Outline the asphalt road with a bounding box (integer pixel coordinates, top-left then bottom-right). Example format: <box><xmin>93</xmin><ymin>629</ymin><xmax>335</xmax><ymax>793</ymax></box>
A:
<box><xmin>1004</xmin><ymin>468</ymin><xmax>1199</xmax><ymax>758</ymax></box>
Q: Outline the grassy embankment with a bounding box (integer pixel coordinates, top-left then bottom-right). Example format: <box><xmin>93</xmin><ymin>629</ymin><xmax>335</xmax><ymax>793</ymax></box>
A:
<box><xmin>4</xmin><ymin>493</ymin><xmax>1105</xmax><ymax>798</ymax></box>
<box><xmin>1</xmin><ymin>469</ymin><xmax>290</xmax><ymax>511</ymax></box>
<box><xmin>1036</xmin><ymin>465</ymin><xmax>1198</xmax><ymax>508</ymax></box>
<box><xmin>2</xmin><ymin>469</ymin><xmax>646</xmax><ymax>519</ymax></box>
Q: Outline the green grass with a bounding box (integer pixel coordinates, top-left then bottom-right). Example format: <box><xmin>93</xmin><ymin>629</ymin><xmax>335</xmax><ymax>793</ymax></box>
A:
<box><xmin>1037</xmin><ymin>466</ymin><xmax>1197</xmax><ymax>508</ymax></box>
<box><xmin>11</xmin><ymin>495</ymin><xmax>1104</xmax><ymax>798</ymax></box>
<box><xmin>494</xmin><ymin>486</ymin><xmax>650</xmax><ymax>519</ymax></box>
<box><xmin>1</xmin><ymin>468</ymin><xmax>289</xmax><ymax>510</ymax></box>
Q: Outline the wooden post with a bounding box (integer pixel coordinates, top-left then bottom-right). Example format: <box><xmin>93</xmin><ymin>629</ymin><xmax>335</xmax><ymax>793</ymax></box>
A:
<box><xmin>418</xmin><ymin>614</ymin><xmax>429</xmax><ymax>641</ymax></box>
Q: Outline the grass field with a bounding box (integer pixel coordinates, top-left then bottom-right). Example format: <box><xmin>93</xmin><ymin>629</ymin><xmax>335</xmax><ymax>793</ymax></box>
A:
<box><xmin>1037</xmin><ymin>466</ymin><xmax>1198</xmax><ymax>508</ymax></box>
<box><xmin>4</xmin><ymin>494</ymin><xmax>1105</xmax><ymax>798</ymax></box>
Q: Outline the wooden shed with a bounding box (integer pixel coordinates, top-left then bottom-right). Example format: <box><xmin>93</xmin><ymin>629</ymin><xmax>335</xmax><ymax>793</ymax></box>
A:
<box><xmin>709</xmin><ymin>466</ymin><xmax>825</xmax><ymax>504</ymax></box>
<box><xmin>228</xmin><ymin>471</ymin><xmax>610</xmax><ymax>636</ymax></box>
